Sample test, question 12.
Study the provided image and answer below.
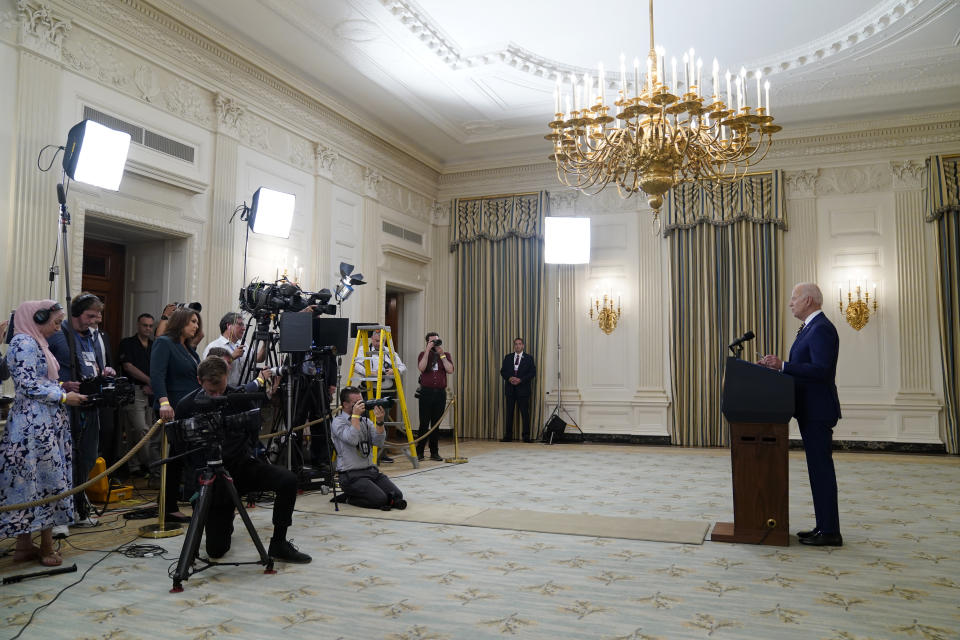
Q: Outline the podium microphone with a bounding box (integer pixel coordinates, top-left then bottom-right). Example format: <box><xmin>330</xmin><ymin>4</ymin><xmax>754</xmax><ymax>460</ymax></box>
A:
<box><xmin>728</xmin><ymin>331</ymin><xmax>755</xmax><ymax>353</ymax></box>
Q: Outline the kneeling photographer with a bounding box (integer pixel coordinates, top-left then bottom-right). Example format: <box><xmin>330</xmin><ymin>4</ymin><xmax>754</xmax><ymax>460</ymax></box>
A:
<box><xmin>175</xmin><ymin>357</ymin><xmax>311</xmax><ymax>564</ymax></box>
<box><xmin>331</xmin><ymin>387</ymin><xmax>406</xmax><ymax>510</ymax></box>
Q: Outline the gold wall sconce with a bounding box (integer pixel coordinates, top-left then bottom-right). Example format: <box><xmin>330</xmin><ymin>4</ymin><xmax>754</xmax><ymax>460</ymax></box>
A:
<box><xmin>589</xmin><ymin>292</ymin><xmax>621</xmax><ymax>334</ymax></box>
<box><xmin>838</xmin><ymin>281</ymin><xmax>878</xmax><ymax>331</ymax></box>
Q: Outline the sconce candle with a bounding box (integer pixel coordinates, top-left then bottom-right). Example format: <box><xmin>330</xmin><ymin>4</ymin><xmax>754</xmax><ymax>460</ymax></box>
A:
<box><xmin>589</xmin><ymin>291</ymin><xmax>622</xmax><ymax>334</ymax></box>
<box><xmin>838</xmin><ymin>282</ymin><xmax>879</xmax><ymax>331</ymax></box>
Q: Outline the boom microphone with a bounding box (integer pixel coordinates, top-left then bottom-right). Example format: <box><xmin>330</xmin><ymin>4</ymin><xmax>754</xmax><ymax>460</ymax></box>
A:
<box><xmin>728</xmin><ymin>331</ymin><xmax>755</xmax><ymax>350</ymax></box>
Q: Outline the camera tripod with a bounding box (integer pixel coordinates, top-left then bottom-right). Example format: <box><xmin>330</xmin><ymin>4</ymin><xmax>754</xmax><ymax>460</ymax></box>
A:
<box><xmin>238</xmin><ymin>314</ymin><xmax>281</xmax><ymax>385</ymax></box>
<box><xmin>169</xmin><ymin>455</ymin><xmax>275</xmax><ymax>592</ymax></box>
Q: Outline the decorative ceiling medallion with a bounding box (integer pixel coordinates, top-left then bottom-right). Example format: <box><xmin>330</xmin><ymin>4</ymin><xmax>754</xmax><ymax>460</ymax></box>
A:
<box><xmin>334</xmin><ymin>19</ymin><xmax>380</xmax><ymax>43</ymax></box>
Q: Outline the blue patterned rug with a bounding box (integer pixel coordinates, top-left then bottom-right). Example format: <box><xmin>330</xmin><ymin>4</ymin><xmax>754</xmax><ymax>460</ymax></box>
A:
<box><xmin>1</xmin><ymin>445</ymin><xmax>958</xmax><ymax>639</ymax></box>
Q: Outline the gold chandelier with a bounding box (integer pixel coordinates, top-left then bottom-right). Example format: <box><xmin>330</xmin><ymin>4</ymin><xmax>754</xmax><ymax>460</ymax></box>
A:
<box><xmin>547</xmin><ymin>0</ymin><xmax>781</xmax><ymax>225</ymax></box>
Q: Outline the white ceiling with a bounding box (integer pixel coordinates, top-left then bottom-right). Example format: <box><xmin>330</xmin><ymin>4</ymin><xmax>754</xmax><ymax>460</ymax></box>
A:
<box><xmin>168</xmin><ymin>0</ymin><xmax>960</xmax><ymax>172</ymax></box>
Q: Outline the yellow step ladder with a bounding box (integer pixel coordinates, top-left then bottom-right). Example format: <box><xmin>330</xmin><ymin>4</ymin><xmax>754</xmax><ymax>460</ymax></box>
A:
<box><xmin>346</xmin><ymin>324</ymin><xmax>418</xmax><ymax>468</ymax></box>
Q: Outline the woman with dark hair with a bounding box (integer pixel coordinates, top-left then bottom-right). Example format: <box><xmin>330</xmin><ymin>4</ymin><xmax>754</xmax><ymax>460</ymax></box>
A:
<box><xmin>0</xmin><ymin>300</ymin><xmax>86</xmax><ymax>566</ymax></box>
<box><xmin>149</xmin><ymin>307</ymin><xmax>202</xmax><ymax>521</ymax></box>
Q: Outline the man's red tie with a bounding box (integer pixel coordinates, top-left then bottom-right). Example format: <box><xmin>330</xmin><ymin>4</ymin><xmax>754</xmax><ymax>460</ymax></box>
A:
<box><xmin>515</xmin><ymin>354</ymin><xmax>520</xmax><ymax>366</ymax></box>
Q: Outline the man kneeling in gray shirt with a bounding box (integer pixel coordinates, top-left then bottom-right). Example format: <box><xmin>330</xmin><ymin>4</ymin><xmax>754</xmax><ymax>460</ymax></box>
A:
<box><xmin>331</xmin><ymin>386</ymin><xmax>406</xmax><ymax>510</ymax></box>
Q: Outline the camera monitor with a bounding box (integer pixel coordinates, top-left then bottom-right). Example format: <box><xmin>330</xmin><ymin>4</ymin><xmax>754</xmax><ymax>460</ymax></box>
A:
<box><xmin>314</xmin><ymin>317</ymin><xmax>349</xmax><ymax>355</ymax></box>
<box><xmin>278</xmin><ymin>312</ymin><xmax>312</xmax><ymax>352</ymax></box>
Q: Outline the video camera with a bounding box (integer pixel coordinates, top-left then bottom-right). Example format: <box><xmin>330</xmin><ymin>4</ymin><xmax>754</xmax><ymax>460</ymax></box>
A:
<box><xmin>80</xmin><ymin>375</ymin><xmax>135</xmax><ymax>408</ymax></box>
<box><xmin>174</xmin><ymin>301</ymin><xmax>203</xmax><ymax>312</ymax></box>
<box><xmin>239</xmin><ymin>279</ymin><xmax>337</xmax><ymax>316</ymax></box>
<box><xmin>168</xmin><ymin>393</ymin><xmax>265</xmax><ymax>453</ymax></box>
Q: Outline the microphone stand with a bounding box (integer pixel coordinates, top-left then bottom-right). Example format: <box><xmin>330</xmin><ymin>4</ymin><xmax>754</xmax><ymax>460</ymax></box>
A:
<box><xmin>56</xmin><ymin>182</ymin><xmax>73</xmax><ymax>309</ymax></box>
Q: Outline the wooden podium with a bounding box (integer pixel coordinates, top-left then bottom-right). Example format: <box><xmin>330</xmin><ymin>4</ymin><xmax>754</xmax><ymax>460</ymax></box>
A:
<box><xmin>711</xmin><ymin>357</ymin><xmax>794</xmax><ymax>546</ymax></box>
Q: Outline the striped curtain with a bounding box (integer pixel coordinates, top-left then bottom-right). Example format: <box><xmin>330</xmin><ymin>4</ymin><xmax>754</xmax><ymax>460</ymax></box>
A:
<box><xmin>664</xmin><ymin>172</ymin><xmax>786</xmax><ymax>446</ymax></box>
<box><xmin>925</xmin><ymin>155</ymin><xmax>960</xmax><ymax>454</ymax></box>
<box><xmin>451</xmin><ymin>193</ymin><xmax>548</xmax><ymax>439</ymax></box>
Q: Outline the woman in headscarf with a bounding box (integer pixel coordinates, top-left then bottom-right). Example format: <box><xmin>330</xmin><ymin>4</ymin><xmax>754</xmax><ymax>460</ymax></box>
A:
<box><xmin>0</xmin><ymin>300</ymin><xmax>86</xmax><ymax>566</ymax></box>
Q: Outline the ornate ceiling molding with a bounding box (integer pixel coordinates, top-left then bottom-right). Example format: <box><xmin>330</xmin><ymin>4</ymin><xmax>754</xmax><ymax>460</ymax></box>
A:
<box><xmin>890</xmin><ymin>159</ymin><xmax>926</xmax><ymax>190</ymax></box>
<box><xmin>380</xmin><ymin>0</ymin><xmax>938</xmax><ymax>81</ymax></box>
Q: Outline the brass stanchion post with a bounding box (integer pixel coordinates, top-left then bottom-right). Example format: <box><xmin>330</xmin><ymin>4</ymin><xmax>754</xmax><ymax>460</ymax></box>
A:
<box><xmin>444</xmin><ymin>395</ymin><xmax>467</xmax><ymax>464</ymax></box>
<box><xmin>139</xmin><ymin>420</ymin><xmax>185</xmax><ymax>539</ymax></box>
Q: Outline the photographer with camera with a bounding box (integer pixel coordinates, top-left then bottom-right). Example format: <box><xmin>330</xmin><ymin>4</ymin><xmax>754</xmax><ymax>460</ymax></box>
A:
<box><xmin>1</xmin><ymin>300</ymin><xmax>86</xmax><ymax>567</ymax></box>
<box><xmin>331</xmin><ymin>386</ymin><xmax>406</xmax><ymax>510</ymax></box>
<box><xmin>353</xmin><ymin>329</ymin><xmax>405</xmax><ymax>463</ymax></box>
<box><xmin>176</xmin><ymin>356</ymin><xmax>311</xmax><ymax>563</ymax></box>
<box><xmin>416</xmin><ymin>332</ymin><xmax>454</xmax><ymax>461</ymax></box>
<box><xmin>48</xmin><ymin>292</ymin><xmax>117</xmax><ymax>530</ymax></box>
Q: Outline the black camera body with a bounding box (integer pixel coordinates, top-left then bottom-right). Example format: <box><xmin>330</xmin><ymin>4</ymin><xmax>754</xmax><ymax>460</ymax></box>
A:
<box><xmin>175</xmin><ymin>301</ymin><xmax>203</xmax><ymax>312</ymax></box>
<box><xmin>173</xmin><ymin>407</ymin><xmax>261</xmax><ymax>449</ymax></box>
<box><xmin>80</xmin><ymin>375</ymin><xmax>135</xmax><ymax>408</ymax></box>
<box><xmin>432</xmin><ymin>338</ymin><xmax>442</xmax><ymax>347</ymax></box>
<box><xmin>364</xmin><ymin>397</ymin><xmax>395</xmax><ymax>410</ymax></box>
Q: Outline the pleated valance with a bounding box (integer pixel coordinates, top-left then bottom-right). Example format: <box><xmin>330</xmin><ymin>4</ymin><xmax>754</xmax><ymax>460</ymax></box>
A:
<box><xmin>925</xmin><ymin>155</ymin><xmax>960</xmax><ymax>221</ymax></box>
<box><xmin>663</xmin><ymin>170</ymin><xmax>786</xmax><ymax>237</ymax></box>
<box><xmin>450</xmin><ymin>192</ymin><xmax>546</xmax><ymax>249</ymax></box>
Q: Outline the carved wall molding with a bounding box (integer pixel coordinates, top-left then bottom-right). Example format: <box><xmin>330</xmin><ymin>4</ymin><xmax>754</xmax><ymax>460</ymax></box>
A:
<box><xmin>363</xmin><ymin>168</ymin><xmax>382</xmax><ymax>199</ymax></box>
<box><xmin>315</xmin><ymin>144</ymin><xmax>338</xmax><ymax>179</ymax></box>
<box><xmin>814</xmin><ymin>164</ymin><xmax>892</xmax><ymax>196</ymax></box>
<box><xmin>548</xmin><ymin>190</ymin><xmax>579</xmax><ymax>214</ymax></box>
<box><xmin>18</xmin><ymin>0</ymin><xmax>70</xmax><ymax>59</ymax></box>
<box><xmin>52</xmin><ymin>0</ymin><xmax>440</xmax><ymax>196</ymax></box>
<box><xmin>890</xmin><ymin>159</ymin><xmax>926</xmax><ymax>190</ymax></box>
<box><xmin>430</xmin><ymin>200</ymin><xmax>449</xmax><ymax>226</ymax></box>
<box><xmin>785</xmin><ymin>169</ymin><xmax>819</xmax><ymax>199</ymax></box>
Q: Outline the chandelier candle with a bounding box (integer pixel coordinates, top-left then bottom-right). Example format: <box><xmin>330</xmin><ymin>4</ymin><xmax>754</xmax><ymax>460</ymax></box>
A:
<box><xmin>546</xmin><ymin>0</ymin><xmax>781</xmax><ymax>225</ymax></box>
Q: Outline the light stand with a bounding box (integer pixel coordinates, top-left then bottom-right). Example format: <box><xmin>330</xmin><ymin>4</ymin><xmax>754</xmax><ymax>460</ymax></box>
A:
<box><xmin>540</xmin><ymin>216</ymin><xmax>590</xmax><ymax>444</ymax></box>
<box><xmin>540</xmin><ymin>265</ymin><xmax>582</xmax><ymax>443</ymax></box>
<box><xmin>55</xmin><ymin>182</ymin><xmax>74</xmax><ymax>311</ymax></box>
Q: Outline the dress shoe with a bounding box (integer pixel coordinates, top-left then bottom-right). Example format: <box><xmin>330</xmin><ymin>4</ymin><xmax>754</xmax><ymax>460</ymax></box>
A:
<box><xmin>165</xmin><ymin>512</ymin><xmax>191</xmax><ymax>523</ymax></box>
<box><xmin>522</xmin><ymin>438</ymin><xmax>533</xmax><ymax>443</ymax></box>
<box><xmin>429</xmin><ymin>453</ymin><xmax>443</xmax><ymax>462</ymax></box>
<box><xmin>799</xmin><ymin>531</ymin><xmax>843</xmax><ymax>547</ymax></box>
<box><xmin>417</xmin><ymin>454</ymin><xmax>424</xmax><ymax>461</ymax></box>
<box><xmin>378</xmin><ymin>454</ymin><xmax>394</xmax><ymax>463</ymax></box>
<box><xmin>797</xmin><ymin>527</ymin><xmax>820</xmax><ymax>539</ymax></box>
<box><xmin>268</xmin><ymin>538</ymin><xmax>312</xmax><ymax>564</ymax></box>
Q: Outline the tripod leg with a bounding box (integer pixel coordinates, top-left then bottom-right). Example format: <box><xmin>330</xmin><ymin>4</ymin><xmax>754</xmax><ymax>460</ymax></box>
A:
<box><xmin>219</xmin><ymin>472</ymin><xmax>274</xmax><ymax>573</ymax></box>
<box><xmin>171</xmin><ymin>469</ymin><xmax>216</xmax><ymax>591</ymax></box>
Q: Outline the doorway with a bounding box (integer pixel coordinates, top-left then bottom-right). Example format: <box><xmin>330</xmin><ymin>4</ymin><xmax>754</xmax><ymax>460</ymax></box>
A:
<box><xmin>81</xmin><ymin>239</ymin><xmax>125</xmax><ymax>361</ymax></box>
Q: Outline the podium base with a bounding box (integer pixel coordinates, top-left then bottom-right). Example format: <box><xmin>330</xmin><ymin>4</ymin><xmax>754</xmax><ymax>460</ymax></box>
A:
<box><xmin>711</xmin><ymin>521</ymin><xmax>789</xmax><ymax>546</ymax></box>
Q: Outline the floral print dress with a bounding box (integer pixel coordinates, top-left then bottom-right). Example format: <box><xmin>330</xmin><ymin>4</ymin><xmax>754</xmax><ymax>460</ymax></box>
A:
<box><xmin>0</xmin><ymin>334</ymin><xmax>74</xmax><ymax>536</ymax></box>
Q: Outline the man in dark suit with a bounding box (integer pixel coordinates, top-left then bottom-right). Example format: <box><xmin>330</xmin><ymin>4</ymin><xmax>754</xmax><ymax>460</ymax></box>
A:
<box><xmin>760</xmin><ymin>282</ymin><xmax>842</xmax><ymax>547</ymax></box>
<box><xmin>500</xmin><ymin>338</ymin><xmax>536</xmax><ymax>442</ymax></box>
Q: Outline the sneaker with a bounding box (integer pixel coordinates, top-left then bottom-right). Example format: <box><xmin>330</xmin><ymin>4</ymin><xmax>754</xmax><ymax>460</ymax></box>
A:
<box><xmin>378</xmin><ymin>454</ymin><xmax>394</xmax><ymax>463</ymax></box>
<box><xmin>51</xmin><ymin>525</ymin><xmax>70</xmax><ymax>539</ymax></box>
<box><xmin>429</xmin><ymin>454</ymin><xmax>443</xmax><ymax>462</ymax></box>
<box><xmin>73</xmin><ymin>515</ymin><xmax>99</xmax><ymax>528</ymax></box>
<box><xmin>268</xmin><ymin>539</ymin><xmax>312</xmax><ymax>564</ymax></box>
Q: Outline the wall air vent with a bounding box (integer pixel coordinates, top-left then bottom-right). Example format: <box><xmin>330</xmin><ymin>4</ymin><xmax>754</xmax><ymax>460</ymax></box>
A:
<box><xmin>382</xmin><ymin>221</ymin><xmax>423</xmax><ymax>246</ymax></box>
<box><xmin>82</xmin><ymin>106</ymin><xmax>196</xmax><ymax>163</ymax></box>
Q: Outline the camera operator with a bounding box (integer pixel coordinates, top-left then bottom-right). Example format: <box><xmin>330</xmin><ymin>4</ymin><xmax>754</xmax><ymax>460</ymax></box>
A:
<box><xmin>331</xmin><ymin>386</ymin><xmax>406</xmax><ymax>510</ymax></box>
<box><xmin>416</xmin><ymin>332</ymin><xmax>454</xmax><ymax>461</ymax></box>
<box><xmin>176</xmin><ymin>357</ymin><xmax>311</xmax><ymax>563</ymax></box>
<box><xmin>47</xmin><ymin>292</ymin><xmax>116</xmax><ymax>529</ymax></box>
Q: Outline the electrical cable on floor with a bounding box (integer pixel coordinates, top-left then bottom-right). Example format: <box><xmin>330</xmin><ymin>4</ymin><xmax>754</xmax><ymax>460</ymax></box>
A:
<box><xmin>8</xmin><ymin>533</ymin><xmax>140</xmax><ymax>640</ymax></box>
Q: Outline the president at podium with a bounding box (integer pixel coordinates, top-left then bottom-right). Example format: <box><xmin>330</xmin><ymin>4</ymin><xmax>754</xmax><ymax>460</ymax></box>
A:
<box><xmin>759</xmin><ymin>282</ymin><xmax>842</xmax><ymax>547</ymax></box>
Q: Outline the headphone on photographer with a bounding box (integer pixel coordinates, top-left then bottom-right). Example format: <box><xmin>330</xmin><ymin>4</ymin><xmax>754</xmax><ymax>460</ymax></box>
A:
<box><xmin>33</xmin><ymin>302</ymin><xmax>64</xmax><ymax>325</ymax></box>
<box><xmin>71</xmin><ymin>292</ymin><xmax>100</xmax><ymax>318</ymax></box>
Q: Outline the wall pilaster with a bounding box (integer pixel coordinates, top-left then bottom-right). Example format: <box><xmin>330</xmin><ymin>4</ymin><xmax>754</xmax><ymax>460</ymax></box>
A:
<box><xmin>206</xmin><ymin>132</ymin><xmax>239</xmax><ymax>317</ymax></box>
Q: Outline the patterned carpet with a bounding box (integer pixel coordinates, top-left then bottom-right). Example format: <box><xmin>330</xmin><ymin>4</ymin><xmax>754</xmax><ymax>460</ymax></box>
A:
<box><xmin>1</xmin><ymin>444</ymin><xmax>958</xmax><ymax>640</ymax></box>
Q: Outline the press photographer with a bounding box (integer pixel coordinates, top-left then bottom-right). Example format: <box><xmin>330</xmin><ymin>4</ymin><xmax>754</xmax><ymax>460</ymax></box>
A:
<box><xmin>331</xmin><ymin>386</ymin><xmax>406</xmax><ymax>510</ymax></box>
<box><xmin>175</xmin><ymin>356</ymin><xmax>311</xmax><ymax>563</ymax></box>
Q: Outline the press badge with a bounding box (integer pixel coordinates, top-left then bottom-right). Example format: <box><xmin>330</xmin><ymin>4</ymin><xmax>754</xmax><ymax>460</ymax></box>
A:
<box><xmin>81</xmin><ymin>351</ymin><xmax>100</xmax><ymax>376</ymax></box>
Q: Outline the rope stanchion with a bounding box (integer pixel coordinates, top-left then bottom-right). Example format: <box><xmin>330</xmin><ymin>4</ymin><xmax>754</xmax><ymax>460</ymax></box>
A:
<box><xmin>0</xmin><ymin>419</ymin><xmax>164</xmax><ymax>514</ymax></box>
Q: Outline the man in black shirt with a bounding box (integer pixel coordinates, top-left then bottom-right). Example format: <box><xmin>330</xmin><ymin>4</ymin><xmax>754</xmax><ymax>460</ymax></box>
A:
<box><xmin>118</xmin><ymin>313</ymin><xmax>156</xmax><ymax>475</ymax></box>
<box><xmin>175</xmin><ymin>357</ymin><xmax>311</xmax><ymax>564</ymax></box>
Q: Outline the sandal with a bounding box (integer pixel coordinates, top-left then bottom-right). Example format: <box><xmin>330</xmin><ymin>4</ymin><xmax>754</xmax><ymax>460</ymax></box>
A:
<box><xmin>39</xmin><ymin>550</ymin><xmax>62</xmax><ymax>567</ymax></box>
<box><xmin>13</xmin><ymin>544</ymin><xmax>41</xmax><ymax>562</ymax></box>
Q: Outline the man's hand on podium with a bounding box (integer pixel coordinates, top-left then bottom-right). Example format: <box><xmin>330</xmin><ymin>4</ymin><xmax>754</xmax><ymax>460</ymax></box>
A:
<box><xmin>758</xmin><ymin>354</ymin><xmax>783</xmax><ymax>370</ymax></box>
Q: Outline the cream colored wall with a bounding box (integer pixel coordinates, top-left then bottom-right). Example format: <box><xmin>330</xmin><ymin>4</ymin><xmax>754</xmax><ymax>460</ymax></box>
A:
<box><xmin>1</xmin><ymin>0</ymin><xmax>956</xmax><ymax>444</ymax></box>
